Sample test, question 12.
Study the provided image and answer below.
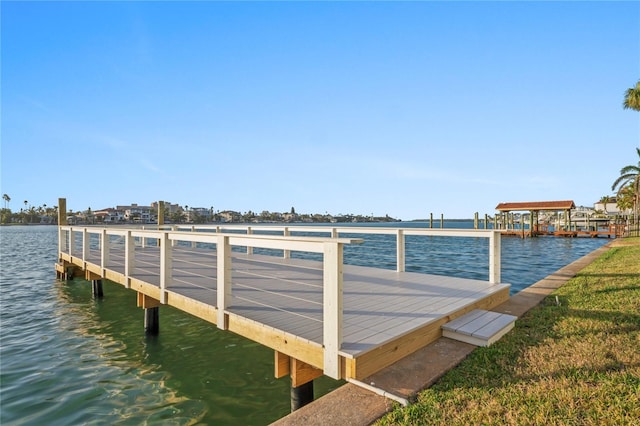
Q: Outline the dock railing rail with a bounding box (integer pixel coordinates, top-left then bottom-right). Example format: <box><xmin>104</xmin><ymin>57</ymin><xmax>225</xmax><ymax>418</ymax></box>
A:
<box><xmin>58</xmin><ymin>225</ymin><xmax>501</xmax><ymax>380</ymax></box>
<box><xmin>165</xmin><ymin>225</ymin><xmax>502</xmax><ymax>284</ymax></box>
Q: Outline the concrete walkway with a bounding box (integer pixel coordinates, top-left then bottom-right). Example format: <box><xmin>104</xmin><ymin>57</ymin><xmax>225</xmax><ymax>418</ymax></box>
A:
<box><xmin>272</xmin><ymin>242</ymin><xmax>613</xmax><ymax>426</ymax></box>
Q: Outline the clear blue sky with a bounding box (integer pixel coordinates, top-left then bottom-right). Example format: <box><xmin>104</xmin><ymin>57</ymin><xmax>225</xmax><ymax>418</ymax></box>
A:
<box><xmin>2</xmin><ymin>1</ymin><xmax>639</xmax><ymax>220</ymax></box>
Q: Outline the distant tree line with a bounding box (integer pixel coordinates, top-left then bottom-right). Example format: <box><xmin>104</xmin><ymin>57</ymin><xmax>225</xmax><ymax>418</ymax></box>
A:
<box><xmin>1</xmin><ymin>195</ymin><xmax>59</xmax><ymax>225</ymax></box>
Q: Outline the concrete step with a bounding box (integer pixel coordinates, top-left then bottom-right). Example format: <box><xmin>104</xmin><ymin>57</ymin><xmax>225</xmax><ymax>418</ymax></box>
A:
<box><xmin>442</xmin><ymin>309</ymin><xmax>517</xmax><ymax>347</ymax></box>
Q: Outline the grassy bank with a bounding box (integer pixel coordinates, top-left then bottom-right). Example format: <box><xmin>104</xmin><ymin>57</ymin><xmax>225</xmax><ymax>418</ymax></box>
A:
<box><xmin>378</xmin><ymin>238</ymin><xmax>640</xmax><ymax>425</ymax></box>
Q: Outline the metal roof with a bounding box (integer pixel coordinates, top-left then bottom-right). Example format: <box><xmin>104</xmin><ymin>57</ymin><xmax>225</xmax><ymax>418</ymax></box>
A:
<box><xmin>495</xmin><ymin>200</ymin><xmax>576</xmax><ymax>212</ymax></box>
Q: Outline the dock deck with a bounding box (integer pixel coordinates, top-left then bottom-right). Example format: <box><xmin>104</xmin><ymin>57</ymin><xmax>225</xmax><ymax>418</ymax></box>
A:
<box><xmin>56</xmin><ymin>225</ymin><xmax>509</xmax><ymax>383</ymax></box>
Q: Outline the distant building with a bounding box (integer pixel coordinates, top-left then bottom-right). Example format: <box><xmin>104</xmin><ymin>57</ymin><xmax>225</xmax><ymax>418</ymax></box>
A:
<box><xmin>150</xmin><ymin>201</ymin><xmax>182</xmax><ymax>214</ymax></box>
<box><xmin>593</xmin><ymin>198</ymin><xmax>630</xmax><ymax>216</ymax></box>
<box><xmin>117</xmin><ymin>204</ymin><xmax>153</xmax><ymax>223</ymax></box>
<box><xmin>94</xmin><ymin>208</ymin><xmax>125</xmax><ymax>223</ymax></box>
<box><xmin>219</xmin><ymin>210</ymin><xmax>241</xmax><ymax>223</ymax></box>
<box><xmin>186</xmin><ymin>207</ymin><xmax>212</xmax><ymax>223</ymax></box>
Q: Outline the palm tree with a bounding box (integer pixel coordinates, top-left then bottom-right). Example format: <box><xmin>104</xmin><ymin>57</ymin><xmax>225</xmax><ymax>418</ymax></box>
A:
<box><xmin>599</xmin><ymin>195</ymin><xmax>612</xmax><ymax>215</ymax></box>
<box><xmin>611</xmin><ymin>147</ymin><xmax>640</xmax><ymax>234</ymax></box>
<box><xmin>623</xmin><ymin>81</ymin><xmax>640</xmax><ymax>111</ymax></box>
<box><xmin>2</xmin><ymin>194</ymin><xmax>10</xmax><ymax>209</ymax></box>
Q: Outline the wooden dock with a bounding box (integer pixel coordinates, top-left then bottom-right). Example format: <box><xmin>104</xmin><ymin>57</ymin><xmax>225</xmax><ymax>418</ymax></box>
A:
<box><xmin>55</xmin><ymin>221</ymin><xmax>511</xmax><ymax>406</ymax></box>
<box><xmin>500</xmin><ymin>227</ymin><xmax>621</xmax><ymax>238</ymax></box>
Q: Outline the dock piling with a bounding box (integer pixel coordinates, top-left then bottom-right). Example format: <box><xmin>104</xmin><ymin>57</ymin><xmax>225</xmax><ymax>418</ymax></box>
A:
<box><xmin>92</xmin><ymin>280</ymin><xmax>104</xmax><ymax>298</ymax></box>
<box><xmin>144</xmin><ymin>307</ymin><xmax>159</xmax><ymax>335</ymax></box>
<box><xmin>290</xmin><ymin>381</ymin><xmax>314</xmax><ymax>412</ymax></box>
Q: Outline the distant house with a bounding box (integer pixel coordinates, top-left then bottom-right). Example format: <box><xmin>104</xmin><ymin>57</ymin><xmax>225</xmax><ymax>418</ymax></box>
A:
<box><xmin>282</xmin><ymin>212</ymin><xmax>299</xmax><ymax>222</ymax></box>
<box><xmin>94</xmin><ymin>208</ymin><xmax>124</xmax><ymax>223</ymax></box>
<box><xmin>117</xmin><ymin>204</ymin><xmax>153</xmax><ymax>223</ymax></box>
<box><xmin>219</xmin><ymin>210</ymin><xmax>241</xmax><ymax>223</ymax></box>
<box><xmin>186</xmin><ymin>207</ymin><xmax>212</xmax><ymax>223</ymax></box>
<box><xmin>593</xmin><ymin>198</ymin><xmax>630</xmax><ymax>216</ymax></box>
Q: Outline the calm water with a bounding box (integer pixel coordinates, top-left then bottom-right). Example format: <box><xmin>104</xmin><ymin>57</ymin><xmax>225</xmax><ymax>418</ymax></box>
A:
<box><xmin>0</xmin><ymin>224</ymin><xmax>608</xmax><ymax>425</ymax></box>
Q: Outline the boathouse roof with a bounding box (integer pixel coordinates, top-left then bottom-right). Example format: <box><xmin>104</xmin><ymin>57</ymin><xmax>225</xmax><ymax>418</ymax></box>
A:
<box><xmin>495</xmin><ymin>200</ymin><xmax>576</xmax><ymax>212</ymax></box>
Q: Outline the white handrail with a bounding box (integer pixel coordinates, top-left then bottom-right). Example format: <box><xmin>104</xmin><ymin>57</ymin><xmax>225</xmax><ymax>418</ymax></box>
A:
<box><xmin>58</xmin><ymin>224</ymin><xmax>501</xmax><ymax>380</ymax></box>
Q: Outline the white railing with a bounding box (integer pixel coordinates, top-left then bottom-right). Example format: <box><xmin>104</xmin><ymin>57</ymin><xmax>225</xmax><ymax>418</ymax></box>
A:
<box><xmin>58</xmin><ymin>224</ymin><xmax>501</xmax><ymax>379</ymax></box>
<box><xmin>164</xmin><ymin>224</ymin><xmax>502</xmax><ymax>284</ymax></box>
<box><xmin>58</xmin><ymin>225</ymin><xmax>362</xmax><ymax>379</ymax></box>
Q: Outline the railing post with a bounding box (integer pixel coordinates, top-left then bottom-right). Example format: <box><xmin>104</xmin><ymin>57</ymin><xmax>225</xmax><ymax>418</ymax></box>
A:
<box><xmin>247</xmin><ymin>227</ymin><xmax>253</xmax><ymax>255</ymax></box>
<box><xmin>489</xmin><ymin>231</ymin><xmax>501</xmax><ymax>284</ymax></box>
<box><xmin>101</xmin><ymin>229</ymin><xmax>110</xmax><ymax>275</ymax></box>
<box><xmin>82</xmin><ymin>228</ymin><xmax>90</xmax><ymax>264</ymax></box>
<box><xmin>191</xmin><ymin>225</ymin><xmax>196</xmax><ymax>248</ymax></box>
<box><xmin>58</xmin><ymin>227</ymin><xmax>65</xmax><ymax>259</ymax></box>
<box><xmin>69</xmin><ymin>228</ymin><xmax>76</xmax><ymax>257</ymax></box>
<box><xmin>160</xmin><ymin>232</ymin><xmax>171</xmax><ymax>304</ymax></box>
<box><xmin>171</xmin><ymin>225</ymin><xmax>178</xmax><ymax>247</ymax></box>
<box><xmin>283</xmin><ymin>227</ymin><xmax>290</xmax><ymax>259</ymax></box>
<box><xmin>396</xmin><ymin>229</ymin><xmax>405</xmax><ymax>272</ymax></box>
<box><xmin>217</xmin><ymin>235</ymin><xmax>231</xmax><ymax>330</ymax></box>
<box><xmin>125</xmin><ymin>230</ymin><xmax>134</xmax><ymax>289</ymax></box>
<box><xmin>323</xmin><ymin>241</ymin><xmax>343</xmax><ymax>380</ymax></box>
<box><xmin>141</xmin><ymin>227</ymin><xmax>147</xmax><ymax>248</ymax></box>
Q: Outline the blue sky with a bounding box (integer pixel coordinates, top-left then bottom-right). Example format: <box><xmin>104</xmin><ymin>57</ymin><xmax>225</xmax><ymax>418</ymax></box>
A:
<box><xmin>2</xmin><ymin>1</ymin><xmax>639</xmax><ymax>220</ymax></box>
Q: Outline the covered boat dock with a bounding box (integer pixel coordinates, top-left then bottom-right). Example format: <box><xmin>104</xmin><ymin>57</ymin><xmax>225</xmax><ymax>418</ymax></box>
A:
<box><xmin>495</xmin><ymin>200</ymin><xmax>621</xmax><ymax>238</ymax></box>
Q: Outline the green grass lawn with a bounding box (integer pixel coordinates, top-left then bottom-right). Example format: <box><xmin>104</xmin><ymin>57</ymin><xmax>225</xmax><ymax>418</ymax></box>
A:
<box><xmin>378</xmin><ymin>238</ymin><xmax>640</xmax><ymax>426</ymax></box>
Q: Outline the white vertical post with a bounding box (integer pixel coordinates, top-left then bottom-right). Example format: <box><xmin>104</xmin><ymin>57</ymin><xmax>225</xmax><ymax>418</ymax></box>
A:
<box><xmin>331</xmin><ymin>228</ymin><xmax>338</xmax><ymax>238</ymax></box>
<box><xmin>283</xmin><ymin>227</ymin><xmax>290</xmax><ymax>259</ymax></box>
<box><xmin>141</xmin><ymin>227</ymin><xmax>146</xmax><ymax>248</ymax></box>
<box><xmin>58</xmin><ymin>227</ymin><xmax>64</xmax><ymax>257</ymax></box>
<box><xmin>396</xmin><ymin>229</ymin><xmax>405</xmax><ymax>272</ymax></box>
<box><xmin>69</xmin><ymin>228</ymin><xmax>76</xmax><ymax>257</ymax></box>
<box><xmin>191</xmin><ymin>225</ymin><xmax>196</xmax><ymax>248</ymax></box>
<box><xmin>246</xmin><ymin>227</ymin><xmax>253</xmax><ymax>255</ymax></box>
<box><xmin>216</xmin><ymin>235</ymin><xmax>232</xmax><ymax>330</ymax></box>
<box><xmin>82</xmin><ymin>228</ymin><xmax>90</xmax><ymax>264</ymax></box>
<box><xmin>124</xmin><ymin>230</ymin><xmax>134</xmax><ymax>289</ymax></box>
<box><xmin>323</xmin><ymin>241</ymin><xmax>343</xmax><ymax>380</ymax></box>
<box><xmin>171</xmin><ymin>225</ymin><xmax>178</xmax><ymax>247</ymax></box>
<box><xmin>489</xmin><ymin>231</ymin><xmax>501</xmax><ymax>284</ymax></box>
<box><xmin>101</xmin><ymin>229</ymin><xmax>110</xmax><ymax>275</ymax></box>
<box><xmin>160</xmin><ymin>232</ymin><xmax>171</xmax><ymax>304</ymax></box>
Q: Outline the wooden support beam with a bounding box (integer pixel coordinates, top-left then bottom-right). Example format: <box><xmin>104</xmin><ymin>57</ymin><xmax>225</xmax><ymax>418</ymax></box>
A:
<box><xmin>228</xmin><ymin>313</ymin><xmax>323</xmax><ymax>368</ymax></box>
<box><xmin>158</xmin><ymin>201</ymin><xmax>165</xmax><ymax>226</ymax></box>
<box><xmin>137</xmin><ymin>292</ymin><xmax>160</xmax><ymax>309</ymax></box>
<box><xmin>275</xmin><ymin>351</ymin><xmax>290</xmax><ymax>379</ymax></box>
<box><xmin>58</xmin><ymin>198</ymin><xmax>67</xmax><ymax>226</ymax></box>
<box><xmin>85</xmin><ymin>270</ymin><xmax>102</xmax><ymax>281</ymax></box>
<box><xmin>291</xmin><ymin>358</ymin><xmax>323</xmax><ymax>388</ymax></box>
